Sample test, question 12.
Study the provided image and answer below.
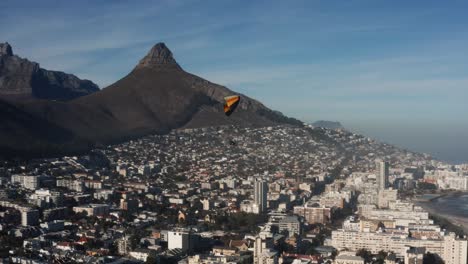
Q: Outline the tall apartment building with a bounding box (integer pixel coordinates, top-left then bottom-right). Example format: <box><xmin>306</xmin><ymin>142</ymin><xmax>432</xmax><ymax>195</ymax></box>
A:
<box><xmin>254</xmin><ymin>180</ymin><xmax>268</xmax><ymax>214</ymax></box>
<box><xmin>376</xmin><ymin>161</ymin><xmax>389</xmax><ymax>190</ymax></box>
<box><xmin>117</xmin><ymin>235</ymin><xmax>130</xmax><ymax>255</ymax></box>
<box><xmin>444</xmin><ymin>233</ymin><xmax>468</xmax><ymax>264</ymax></box>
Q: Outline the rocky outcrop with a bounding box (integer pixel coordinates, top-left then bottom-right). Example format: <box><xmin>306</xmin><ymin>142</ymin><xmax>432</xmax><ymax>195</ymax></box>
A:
<box><xmin>0</xmin><ymin>42</ymin><xmax>99</xmax><ymax>101</ymax></box>
<box><xmin>0</xmin><ymin>49</ymin><xmax>40</xmax><ymax>97</ymax></box>
<box><xmin>0</xmin><ymin>43</ymin><xmax>13</xmax><ymax>56</ymax></box>
<box><xmin>135</xmin><ymin>42</ymin><xmax>181</xmax><ymax>70</ymax></box>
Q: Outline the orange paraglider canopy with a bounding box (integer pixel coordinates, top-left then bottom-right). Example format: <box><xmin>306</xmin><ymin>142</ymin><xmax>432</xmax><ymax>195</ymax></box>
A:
<box><xmin>224</xmin><ymin>95</ymin><xmax>240</xmax><ymax>116</ymax></box>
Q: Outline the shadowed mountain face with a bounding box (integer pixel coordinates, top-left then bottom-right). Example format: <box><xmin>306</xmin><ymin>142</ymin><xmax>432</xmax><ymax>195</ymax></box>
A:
<box><xmin>0</xmin><ymin>43</ymin><xmax>301</xmax><ymax>157</ymax></box>
<box><xmin>0</xmin><ymin>42</ymin><xmax>99</xmax><ymax>101</ymax></box>
<box><xmin>0</xmin><ymin>100</ymin><xmax>91</xmax><ymax>158</ymax></box>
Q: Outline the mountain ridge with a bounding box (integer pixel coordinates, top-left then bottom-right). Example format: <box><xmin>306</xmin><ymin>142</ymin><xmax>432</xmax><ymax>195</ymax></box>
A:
<box><xmin>0</xmin><ymin>42</ymin><xmax>302</xmax><ymax>157</ymax></box>
<box><xmin>0</xmin><ymin>42</ymin><xmax>99</xmax><ymax>101</ymax></box>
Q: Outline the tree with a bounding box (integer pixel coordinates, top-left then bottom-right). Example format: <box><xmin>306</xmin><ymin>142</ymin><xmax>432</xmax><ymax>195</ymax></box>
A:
<box><xmin>375</xmin><ymin>250</ymin><xmax>388</xmax><ymax>264</ymax></box>
<box><xmin>423</xmin><ymin>252</ymin><xmax>444</xmax><ymax>264</ymax></box>
<box><xmin>145</xmin><ymin>254</ymin><xmax>157</xmax><ymax>264</ymax></box>
<box><xmin>70</xmin><ymin>211</ymin><xmax>88</xmax><ymax>222</ymax></box>
<box><xmin>297</xmin><ymin>240</ymin><xmax>315</xmax><ymax>255</ymax></box>
<box><xmin>417</xmin><ymin>182</ymin><xmax>437</xmax><ymax>190</ymax></box>
<box><xmin>356</xmin><ymin>249</ymin><xmax>372</xmax><ymax>263</ymax></box>
<box><xmin>108</xmin><ymin>242</ymin><xmax>118</xmax><ymax>256</ymax></box>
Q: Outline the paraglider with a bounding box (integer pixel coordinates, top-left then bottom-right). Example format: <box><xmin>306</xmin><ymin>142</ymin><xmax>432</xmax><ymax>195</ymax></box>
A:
<box><xmin>223</xmin><ymin>95</ymin><xmax>240</xmax><ymax>116</ymax></box>
<box><xmin>223</xmin><ymin>95</ymin><xmax>240</xmax><ymax>145</ymax></box>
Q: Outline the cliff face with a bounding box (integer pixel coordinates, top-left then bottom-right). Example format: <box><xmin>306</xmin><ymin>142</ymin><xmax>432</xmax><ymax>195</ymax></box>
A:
<box><xmin>0</xmin><ymin>42</ymin><xmax>99</xmax><ymax>101</ymax></box>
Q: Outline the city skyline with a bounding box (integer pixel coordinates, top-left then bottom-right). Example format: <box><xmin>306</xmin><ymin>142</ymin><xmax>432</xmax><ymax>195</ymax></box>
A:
<box><xmin>2</xmin><ymin>1</ymin><xmax>468</xmax><ymax>263</ymax></box>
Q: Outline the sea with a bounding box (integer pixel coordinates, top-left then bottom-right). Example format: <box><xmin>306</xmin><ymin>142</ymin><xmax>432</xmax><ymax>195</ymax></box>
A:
<box><xmin>418</xmin><ymin>193</ymin><xmax>468</xmax><ymax>219</ymax></box>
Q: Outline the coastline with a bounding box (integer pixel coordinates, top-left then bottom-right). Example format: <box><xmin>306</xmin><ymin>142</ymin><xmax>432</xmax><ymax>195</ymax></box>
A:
<box><xmin>414</xmin><ymin>191</ymin><xmax>468</xmax><ymax>235</ymax></box>
<box><xmin>419</xmin><ymin>203</ymin><xmax>468</xmax><ymax>234</ymax></box>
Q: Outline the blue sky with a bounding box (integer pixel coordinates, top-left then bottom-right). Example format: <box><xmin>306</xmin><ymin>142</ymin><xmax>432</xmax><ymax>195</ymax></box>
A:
<box><xmin>1</xmin><ymin>0</ymin><xmax>468</xmax><ymax>163</ymax></box>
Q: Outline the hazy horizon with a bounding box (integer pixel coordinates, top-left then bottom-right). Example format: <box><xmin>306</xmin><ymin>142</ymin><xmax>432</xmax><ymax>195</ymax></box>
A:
<box><xmin>304</xmin><ymin>119</ymin><xmax>467</xmax><ymax>164</ymax></box>
<box><xmin>1</xmin><ymin>0</ymin><xmax>467</xmax><ymax>164</ymax></box>
<box><xmin>346</xmin><ymin>122</ymin><xmax>468</xmax><ymax>164</ymax></box>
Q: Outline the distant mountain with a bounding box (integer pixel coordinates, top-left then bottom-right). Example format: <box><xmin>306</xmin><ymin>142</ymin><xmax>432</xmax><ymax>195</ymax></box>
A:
<box><xmin>0</xmin><ymin>42</ymin><xmax>302</xmax><ymax>157</ymax></box>
<box><xmin>312</xmin><ymin>120</ymin><xmax>344</xmax><ymax>130</ymax></box>
<box><xmin>0</xmin><ymin>42</ymin><xmax>99</xmax><ymax>101</ymax></box>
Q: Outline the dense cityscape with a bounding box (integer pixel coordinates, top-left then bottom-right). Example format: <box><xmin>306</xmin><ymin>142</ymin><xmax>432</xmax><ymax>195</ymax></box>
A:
<box><xmin>1</xmin><ymin>125</ymin><xmax>467</xmax><ymax>263</ymax></box>
<box><xmin>2</xmin><ymin>1</ymin><xmax>468</xmax><ymax>263</ymax></box>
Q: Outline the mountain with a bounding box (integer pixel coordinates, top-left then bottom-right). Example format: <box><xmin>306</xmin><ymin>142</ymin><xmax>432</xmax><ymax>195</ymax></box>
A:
<box><xmin>0</xmin><ymin>42</ymin><xmax>99</xmax><ymax>101</ymax></box>
<box><xmin>0</xmin><ymin>100</ymin><xmax>91</xmax><ymax>157</ymax></box>
<box><xmin>312</xmin><ymin>120</ymin><xmax>344</xmax><ymax>130</ymax></box>
<box><xmin>0</xmin><ymin>42</ymin><xmax>302</xmax><ymax>157</ymax></box>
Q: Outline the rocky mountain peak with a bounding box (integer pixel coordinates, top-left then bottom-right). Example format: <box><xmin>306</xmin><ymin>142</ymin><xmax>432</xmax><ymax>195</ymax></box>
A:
<box><xmin>0</xmin><ymin>41</ymin><xmax>99</xmax><ymax>100</ymax></box>
<box><xmin>0</xmin><ymin>42</ymin><xmax>13</xmax><ymax>56</ymax></box>
<box><xmin>136</xmin><ymin>42</ymin><xmax>180</xmax><ymax>69</ymax></box>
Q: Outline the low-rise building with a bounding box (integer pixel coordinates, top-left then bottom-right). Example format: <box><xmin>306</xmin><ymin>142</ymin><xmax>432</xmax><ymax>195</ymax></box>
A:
<box><xmin>73</xmin><ymin>204</ymin><xmax>110</xmax><ymax>216</ymax></box>
<box><xmin>294</xmin><ymin>205</ymin><xmax>331</xmax><ymax>225</ymax></box>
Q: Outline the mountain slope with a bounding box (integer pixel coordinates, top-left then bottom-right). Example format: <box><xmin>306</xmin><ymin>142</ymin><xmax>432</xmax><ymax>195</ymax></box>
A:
<box><xmin>0</xmin><ymin>43</ymin><xmax>301</xmax><ymax>157</ymax></box>
<box><xmin>74</xmin><ymin>43</ymin><xmax>301</xmax><ymax>131</ymax></box>
<box><xmin>0</xmin><ymin>99</ymin><xmax>93</xmax><ymax>157</ymax></box>
<box><xmin>0</xmin><ymin>42</ymin><xmax>99</xmax><ymax>101</ymax></box>
<box><xmin>312</xmin><ymin>120</ymin><xmax>344</xmax><ymax>130</ymax></box>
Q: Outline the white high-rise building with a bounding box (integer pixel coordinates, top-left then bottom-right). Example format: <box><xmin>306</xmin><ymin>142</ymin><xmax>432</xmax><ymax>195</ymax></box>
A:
<box><xmin>168</xmin><ymin>230</ymin><xmax>191</xmax><ymax>251</ymax></box>
<box><xmin>201</xmin><ymin>199</ymin><xmax>212</xmax><ymax>211</ymax></box>
<box><xmin>376</xmin><ymin>161</ymin><xmax>389</xmax><ymax>190</ymax></box>
<box><xmin>117</xmin><ymin>235</ymin><xmax>129</xmax><ymax>255</ymax></box>
<box><xmin>254</xmin><ymin>180</ymin><xmax>268</xmax><ymax>213</ymax></box>
<box><xmin>444</xmin><ymin>233</ymin><xmax>468</xmax><ymax>264</ymax></box>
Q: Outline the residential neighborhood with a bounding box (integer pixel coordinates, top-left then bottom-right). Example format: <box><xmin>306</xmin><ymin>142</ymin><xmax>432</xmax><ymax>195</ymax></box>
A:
<box><xmin>0</xmin><ymin>125</ymin><xmax>466</xmax><ymax>263</ymax></box>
